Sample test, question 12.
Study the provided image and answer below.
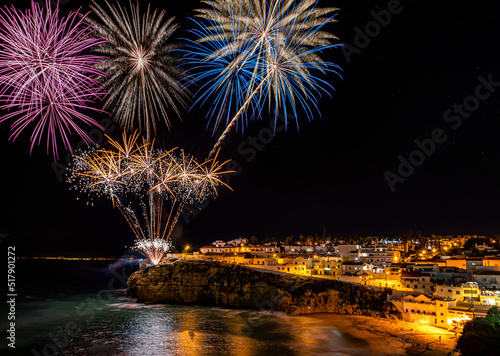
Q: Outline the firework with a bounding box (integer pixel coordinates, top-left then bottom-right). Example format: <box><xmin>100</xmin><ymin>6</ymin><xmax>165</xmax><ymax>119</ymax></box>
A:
<box><xmin>86</xmin><ymin>0</ymin><xmax>189</xmax><ymax>141</ymax></box>
<box><xmin>69</xmin><ymin>132</ymin><xmax>232</xmax><ymax>264</ymax></box>
<box><xmin>0</xmin><ymin>0</ymin><xmax>106</xmax><ymax>158</ymax></box>
<box><xmin>133</xmin><ymin>238</ymin><xmax>173</xmax><ymax>265</ymax></box>
<box><xmin>183</xmin><ymin>15</ymin><xmax>262</xmax><ymax>136</ymax></box>
<box><xmin>186</xmin><ymin>0</ymin><xmax>342</xmax><ymax>157</ymax></box>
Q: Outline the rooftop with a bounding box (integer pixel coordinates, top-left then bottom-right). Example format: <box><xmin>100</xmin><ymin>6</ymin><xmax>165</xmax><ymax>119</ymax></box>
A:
<box><xmin>474</xmin><ymin>270</ymin><xmax>500</xmax><ymax>275</ymax></box>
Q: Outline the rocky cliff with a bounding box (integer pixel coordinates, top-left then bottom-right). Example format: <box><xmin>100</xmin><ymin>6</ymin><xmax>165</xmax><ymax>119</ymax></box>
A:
<box><xmin>127</xmin><ymin>260</ymin><xmax>398</xmax><ymax>317</ymax></box>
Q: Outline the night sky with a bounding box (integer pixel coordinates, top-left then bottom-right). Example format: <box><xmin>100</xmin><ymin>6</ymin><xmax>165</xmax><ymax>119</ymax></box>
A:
<box><xmin>1</xmin><ymin>0</ymin><xmax>500</xmax><ymax>257</ymax></box>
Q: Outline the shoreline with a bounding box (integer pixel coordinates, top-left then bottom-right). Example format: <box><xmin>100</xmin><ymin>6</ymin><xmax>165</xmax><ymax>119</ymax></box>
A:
<box><xmin>304</xmin><ymin>313</ymin><xmax>457</xmax><ymax>356</ymax></box>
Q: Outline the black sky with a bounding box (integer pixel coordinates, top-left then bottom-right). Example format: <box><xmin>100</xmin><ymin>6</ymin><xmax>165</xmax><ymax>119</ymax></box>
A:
<box><xmin>1</xmin><ymin>0</ymin><xmax>500</xmax><ymax>257</ymax></box>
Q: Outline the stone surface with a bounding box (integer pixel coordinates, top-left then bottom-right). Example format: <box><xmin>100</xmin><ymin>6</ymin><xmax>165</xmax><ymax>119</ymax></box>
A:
<box><xmin>127</xmin><ymin>260</ymin><xmax>399</xmax><ymax>317</ymax></box>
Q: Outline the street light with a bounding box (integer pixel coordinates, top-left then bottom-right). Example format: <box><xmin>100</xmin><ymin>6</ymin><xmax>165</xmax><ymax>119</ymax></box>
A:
<box><xmin>234</xmin><ymin>252</ymin><xmax>237</xmax><ymax>264</ymax></box>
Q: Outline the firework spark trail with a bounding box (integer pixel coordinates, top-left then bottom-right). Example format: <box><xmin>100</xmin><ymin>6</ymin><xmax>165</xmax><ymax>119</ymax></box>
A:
<box><xmin>69</xmin><ymin>132</ymin><xmax>233</xmax><ymax>264</ymax></box>
<box><xmin>86</xmin><ymin>0</ymin><xmax>189</xmax><ymax>141</ymax></box>
<box><xmin>133</xmin><ymin>238</ymin><xmax>172</xmax><ymax>265</ymax></box>
<box><xmin>187</xmin><ymin>0</ymin><xmax>342</xmax><ymax>158</ymax></box>
<box><xmin>0</xmin><ymin>0</ymin><xmax>107</xmax><ymax>158</ymax></box>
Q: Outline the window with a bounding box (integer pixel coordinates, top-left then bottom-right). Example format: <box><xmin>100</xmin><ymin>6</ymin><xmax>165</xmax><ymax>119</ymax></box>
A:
<box><xmin>456</xmin><ymin>291</ymin><xmax>460</xmax><ymax>295</ymax></box>
<box><xmin>440</xmin><ymin>304</ymin><xmax>443</xmax><ymax>307</ymax></box>
<box><xmin>441</xmin><ymin>320</ymin><xmax>444</xmax><ymax>323</ymax></box>
<box><xmin>414</xmin><ymin>285</ymin><xmax>418</xmax><ymax>289</ymax></box>
<box><xmin>448</xmin><ymin>290</ymin><xmax>452</xmax><ymax>293</ymax></box>
<box><xmin>440</xmin><ymin>313</ymin><xmax>444</xmax><ymax>316</ymax></box>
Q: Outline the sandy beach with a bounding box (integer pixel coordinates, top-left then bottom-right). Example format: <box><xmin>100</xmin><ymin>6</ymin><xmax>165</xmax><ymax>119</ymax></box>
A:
<box><xmin>305</xmin><ymin>314</ymin><xmax>458</xmax><ymax>356</ymax></box>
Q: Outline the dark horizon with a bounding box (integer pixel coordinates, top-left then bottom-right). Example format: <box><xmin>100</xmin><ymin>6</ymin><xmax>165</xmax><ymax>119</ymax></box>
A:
<box><xmin>2</xmin><ymin>0</ymin><xmax>500</xmax><ymax>257</ymax></box>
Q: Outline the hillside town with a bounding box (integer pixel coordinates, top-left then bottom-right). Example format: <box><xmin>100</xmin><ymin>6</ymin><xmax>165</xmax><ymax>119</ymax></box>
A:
<box><xmin>160</xmin><ymin>233</ymin><xmax>500</xmax><ymax>332</ymax></box>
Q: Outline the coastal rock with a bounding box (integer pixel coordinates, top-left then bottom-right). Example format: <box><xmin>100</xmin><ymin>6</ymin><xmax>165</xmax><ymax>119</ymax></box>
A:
<box><xmin>127</xmin><ymin>260</ymin><xmax>398</xmax><ymax>317</ymax></box>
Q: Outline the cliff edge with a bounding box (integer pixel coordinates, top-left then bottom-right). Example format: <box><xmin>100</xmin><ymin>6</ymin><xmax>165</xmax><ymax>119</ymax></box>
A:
<box><xmin>127</xmin><ymin>260</ymin><xmax>398</xmax><ymax>317</ymax></box>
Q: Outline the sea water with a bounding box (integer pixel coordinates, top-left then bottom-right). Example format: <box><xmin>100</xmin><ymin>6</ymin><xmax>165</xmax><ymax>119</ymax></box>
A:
<box><xmin>1</xmin><ymin>260</ymin><xmax>370</xmax><ymax>356</ymax></box>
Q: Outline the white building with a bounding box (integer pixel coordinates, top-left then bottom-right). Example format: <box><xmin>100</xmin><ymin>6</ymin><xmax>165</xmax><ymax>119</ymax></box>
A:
<box><xmin>400</xmin><ymin>270</ymin><xmax>434</xmax><ymax>293</ymax></box>
<box><xmin>433</xmin><ymin>282</ymin><xmax>481</xmax><ymax>302</ymax></box>
<box><xmin>397</xmin><ymin>293</ymin><xmax>455</xmax><ymax>327</ymax></box>
<box><xmin>357</xmin><ymin>244</ymin><xmax>399</xmax><ymax>266</ymax></box>
<box><xmin>332</xmin><ymin>244</ymin><xmax>360</xmax><ymax>258</ymax></box>
<box><xmin>473</xmin><ymin>270</ymin><xmax>500</xmax><ymax>289</ymax></box>
<box><xmin>409</xmin><ymin>263</ymin><xmax>439</xmax><ymax>274</ymax></box>
<box><xmin>475</xmin><ymin>243</ymin><xmax>498</xmax><ymax>253</ymax></box>
<box><xmin>200</xmin><ymin>245</ymin><xmax>279</xmax><ymax>255</ymax></box>
<box><xmin>312</xmin><ymin>256</ymin><xmax>342</xmax><ymax>276</ymax></box>
<box><xmin>341</xmin><ymin>261</ymin><xmax>363</xmax><ymax>275</ymax></box>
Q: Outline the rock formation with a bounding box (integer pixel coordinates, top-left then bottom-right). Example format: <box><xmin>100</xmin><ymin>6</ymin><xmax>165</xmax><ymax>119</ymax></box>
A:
<box><xmin>127</xmin><ymin>260</ymin><xmax>398</xmax><ymax>317</ymax></box>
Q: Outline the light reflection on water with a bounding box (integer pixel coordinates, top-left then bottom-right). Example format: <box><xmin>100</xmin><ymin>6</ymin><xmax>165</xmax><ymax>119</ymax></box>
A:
<box><xmin>10</xmin><ymin>292</ymin><xmax>371</xmax><ymax>356</ymax></box>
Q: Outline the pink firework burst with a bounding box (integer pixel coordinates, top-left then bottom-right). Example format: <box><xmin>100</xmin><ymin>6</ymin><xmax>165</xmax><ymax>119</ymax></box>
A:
<box><xmin>0</xmin><ymin>0</ymin><xmax>107</xmax><ymax>158</ymax></box>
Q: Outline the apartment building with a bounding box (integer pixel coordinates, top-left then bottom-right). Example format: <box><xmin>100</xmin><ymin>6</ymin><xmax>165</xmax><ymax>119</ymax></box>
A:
<box><xmin>433</xmin><ymin>282</ymin><xmax>481</xmax><ymax>302</ymax></box>
<box><xmin>473</xmin><ymin>270</ymin><xmax>500</xmax><ymax>289</ymax></box>
<box><xmin>400</xmin><ymin>270</ymin><xmax>434</xmax><ymax>293</ymax></box>
<box><xmin>397</xmin><ymin>293</ymin><xmax>456</xmax><ymax>327</ymax></box>
<box><xmin>356</xmin><ymin>244</ymin><xmax>400</xmax><ymax>265</ymax></box>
